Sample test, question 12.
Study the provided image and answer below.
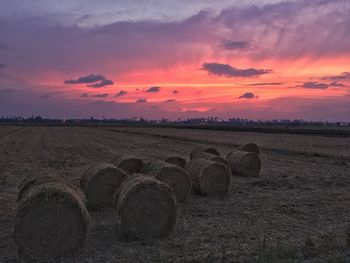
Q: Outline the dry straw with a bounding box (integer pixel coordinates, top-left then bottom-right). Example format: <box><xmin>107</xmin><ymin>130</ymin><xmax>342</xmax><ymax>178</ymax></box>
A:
<box><xmin>17</xmin><ymin>172</ymin><xmax>66</xmax><ymax>202</ymax></box>
<box><xmin>194</xmin><ymin>151</ymin><xmax>228</xmax><ymax>165</ymax></box>
<box><xmin>190</xmin><ymin>145</ymin><xmax>220</xmax><ymax>160</ymax></box>
<box><xmin>164</xmin><ymin>156</ymin><xmax>187</xmax><ymax>169</ymax></box>
<box><xmin>112</xmin><ymin>154</ymin><xmax>144</xmax><ymax>174</ymax></box>
<box><xmin>239</xmin><ymin>143</ymin><xmax>260</xmax><ymax>155</ymax></box>
<box><xmin>226</xmin><ymin>151</ymin><xmax>261</xmax><ymax>177</ymax></box>
<box><xmin>187</xmin><ymin>158</ymin><xmax>231</xmax><ymax>196</ymax></box>
<box><xmin>13</xmin><ymin>182</ymin><xmax>90</xmax><ymax>261</ymax></box>
<box><xmin>117</xmin><ymin>175</ymin><xmax>177</xmax><ymax>239</ymax></box>
<box><xmin>81</xmin><ymin>163</ymin><xmax>127</xmax><ymax>209</ymax></box>
<box><xmin>142</xmin><ymin>160</ymin><xmax>191</xmax><ymax>202</ymax></box>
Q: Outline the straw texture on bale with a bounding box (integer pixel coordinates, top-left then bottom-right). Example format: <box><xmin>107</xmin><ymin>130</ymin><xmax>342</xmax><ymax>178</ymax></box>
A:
<box><xmin>195</xmin><ymin>152</ymin><xmax>228</xmax><ymax>165</ymax></box>
<box><xmin>17</xmin><ymin>172</ymin><xmax>66</xmax><ymax>202</ymax></box>
<box><xmin>81</xmin><ymin>163</ymin><xmax>127</xmax><ymax>209</ymax></box>
<box><xmin>112</xmin><ymin>154</ymin><xmax>144</xmax><ymax>174</ymax></box>
<box><xmin>239</xmin><ymin>143</ymin><xmax>260</xmax><ymax>155</ymax></box>
<box><xmin>13</xmin><ymin>182</ymin><xmax>90</xmax><ymax>261</ymax></box>
<box><xmin>117</xmin><ymin>175</ymin><xmax>177</xmax><ymax>239</ymax></box>
<box><xmin>190</xmin><ymin>145</ymin><xmax>220</xmax><ymax>160</ymax></box>
<box><xmin>226</xmin><ymin>151</ymin><xmax>261</xmax><ymax>177</ymax></box>
<box><xmin>186</xmin><ymin>158</ymin><xmax>231</xmax><ymax>196</ymax></box>
<box><xmin>164</xmin><ymin>156</ymin><xmax>187</xmax><ymax>169</ymax></box>
<box><xmin>142</xmin><ymin>160</ymin><xmax>191</xmax><ymax>202</ymax></box>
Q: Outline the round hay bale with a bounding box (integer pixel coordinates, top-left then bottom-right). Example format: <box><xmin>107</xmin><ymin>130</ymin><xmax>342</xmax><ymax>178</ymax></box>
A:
<box><xmin>195</xmin><ymin>152</ymin><xmax>228</xmax><ymax>165</ymax></box>
<box><xmin>142</xmin><ymin>160</ymin><xmax>191</xmax><ymax>202</ymax></box>
<box><xmin>81</xmin><ymin>163</ymin><xmax>127</xmax><ymax>209</ymax></box>
<box><xmin>164</xmin><ymin>156</ymin><xmax>187</xmax><ymax>169</ymax></box>
<box><xmin>13</xmin><ymin>181</ymin><xmax>90</xmax><ymax>261</ymax></box>
<box><xmin>117</xmin><ymin>175</ymin><xmax>177</xmax><ymax>239</ymax></box>
<box><xmin>190</xmin><ymin>145</ymin><xmax>220</xmax><ymax>160</ymax></box>
<box><xmin>17</xmin><ymin>172</ymin><xmax>66</xmax><ymax>202</ymax></box>
<box><xmin>239</xmin><ymin>143</ymin><xmax>260</xmax><ymax>155</ymax></box>
<box><xmin>226</xmin><ymin>151</ymin><xmax>261</xmax><ymax>177</ymax></box>
<box><xmin>112</xmin><ymin>154</ymin><xmax>144</xmax><ymax>174</ymax></box>
<box><xmin>186</xmin><ymin>158</ymin><xmax>231</xmax><ymax>196</ymax></box>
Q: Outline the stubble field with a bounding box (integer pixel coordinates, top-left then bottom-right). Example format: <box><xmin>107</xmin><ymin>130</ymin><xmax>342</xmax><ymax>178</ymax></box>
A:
<box><xmin>0</xmin><ymin>125</ymin><xmax>349</xmax><ymax>262</ymax></box>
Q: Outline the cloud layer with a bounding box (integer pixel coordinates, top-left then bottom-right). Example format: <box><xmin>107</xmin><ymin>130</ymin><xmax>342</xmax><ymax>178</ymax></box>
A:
<box><xmin>202</xmin><ymin>63</ymin><xmax>271</xmax><ymax>78</ymax></box>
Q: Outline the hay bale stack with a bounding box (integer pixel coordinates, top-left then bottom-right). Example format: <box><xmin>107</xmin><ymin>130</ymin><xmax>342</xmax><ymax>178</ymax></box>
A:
<box><xmin>239</xmin><ymin>143</ymin><xmax>260</xmax><ymax>155</ymax></box>
<box><xmin>195</xmin><ymin>152</ymin><xmax>228</xmax><ymax>165</ymax></box>
<box><xmin>226</xmin><ymin>151</ymin><xmax>261</xmax><ymax>177</ymax></box>
<box><xmin>186</xmin><ymin>158</ymin><xmax>231</xmax><ymax>196</ymax></box>
<box><xmin>13</xmin><ymin>182</ymin><xmax>90</xmax><ymax>261</ymax></box>
<box><xmin>164</xmin><ymin>156</ymin><xmax>187</xmax><ymax>169</ymax></box>
<box><xmin>81</xmin><ymin>163</ymin><xmax>127</xmax><ymax>209</ymax></box>
<box><xmin>190</xmin><ymin>145</ymin><xmax>220</xmax><ymax>160</ymax></box>
<box><xmin>112</xmin><ymin>154</ymin><xmax>144</xmax><ymax>174</ymax></box>
<box><xmin>117</xmin><ymin>175</ymin><xmax>177</xmax><ymax>239</ymax></box>
<box><xmin>142</xmin><ymin>160</ymin><xmax>191</xmax><ymax>202</ymax></box>
<box><xmin>17</xmin><ymin>172</ymin><xmax>66</xmax><ymax>202</ymax></box>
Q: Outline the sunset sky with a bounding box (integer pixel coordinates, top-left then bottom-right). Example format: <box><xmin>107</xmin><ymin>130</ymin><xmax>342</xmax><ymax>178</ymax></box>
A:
<box><xmin>0</xmin><ymin>0</ymin><xmax>349</xmax><ymax>121</ymax></box>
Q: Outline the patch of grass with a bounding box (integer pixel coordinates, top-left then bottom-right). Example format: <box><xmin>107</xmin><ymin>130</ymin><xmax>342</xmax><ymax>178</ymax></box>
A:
<box><xmin>257</xmin><ymin>238</ymin><xmax>298</xmax><ymax>263</ymax></box>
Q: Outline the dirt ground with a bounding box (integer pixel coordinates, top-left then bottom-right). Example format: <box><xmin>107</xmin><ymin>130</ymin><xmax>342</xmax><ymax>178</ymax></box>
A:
<box><xmin>0</xmin><ymin>125</ymin><xmax>349</xmax><ymax>262</ymax></box>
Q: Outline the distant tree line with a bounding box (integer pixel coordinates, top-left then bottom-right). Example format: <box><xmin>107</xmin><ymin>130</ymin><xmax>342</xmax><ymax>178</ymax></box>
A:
<box><xmin>0</xmin><ymin>115</ymin><xmax>349</xmax><ymax>128</ymax></box>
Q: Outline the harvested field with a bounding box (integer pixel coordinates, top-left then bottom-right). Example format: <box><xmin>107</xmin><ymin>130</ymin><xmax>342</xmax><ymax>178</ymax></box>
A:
<box><xmin>0</xmin><ymin>125</ymin><xmax>350</xmax><ymax>262</ymax></box>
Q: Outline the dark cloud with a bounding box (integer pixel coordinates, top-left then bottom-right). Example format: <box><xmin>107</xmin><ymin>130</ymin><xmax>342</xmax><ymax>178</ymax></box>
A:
<box><xmin>329</xmin><ymin>81</ymin><xmax>345</xmax><ymax>87</ymax></box>
<box><xmin>114</xmin><ymin>90</ymin><xmax>127</xmax><ymax>97</ymax></box>
<box><xmin>323</xmin><ymin>72</ymin><xmax>350</xmax><ymax>81</ymax></box>
<box><xmin>0</xmin><ymin>44</ymin><xmax>11</xmax><ymax>50</ymax></box>
<box><xmin>136</xmin><ymin>98</ymin><xmax>147</xmax><ymax>103</ymax></box>
<box><xmin>202</xmin><ymin>62</ymin><xmax>271</xmax><ymax>78</ymax></box>
<box><xmin>87</xmin><ymin>79</ymin><xmax>114</xmax><ymax>88</ymax></box>
<box><xmin>0</xmin><ymin>63</ymin><xmax>6</xmax><ymax>68</ymax></box>
<box><xmin>64</xmin><ymin>74</ymin><xmax>106</xmax><ymax>84</ymax></box>
<box><xmin>145</xmin><ymin>86</ymin><xmax>161</xmax><ymax>93</ymax></box>
<box><xmin>81</xmin><ymin>93</ymin><xmax>89</xmax><ymax>97</ymax></box>
<box><xmin>299</xmin><ymin>82</ymin><xmax>328</xmax><ymax>89</ymax></box>
<box><xmin>239</xmin><ymin>92</ymin><xmax>258</xmax><ymax>99</ymax></box>
<box><xmin>172</xmin><ymin>90</ymin><xmax>179</xmax><ymax>94</ymax></box>
<box><xmin>246</xmin><ymin>82</ymin><xmax>283</xmax><ymax>86</ymax></box>
<box><xmin>93</xmin><ymin>93</ymin><xmax>109</xmax><ymax>98</ymax></box>
<box><xmin>42</xmin><ymin>91</ymin><xmax>64</xmax><ymax>99</ymax></box>
<box><xmin>165</xmin><ymin>99</ymin><xmax>176</xmax><ymax>102</ymax></box>
<box><xmin>221</xmin><ymin>41</ymin><xmax>249</xmax><ymax>50</ymax></box>
<box><xmin>0</xmin><ymin>88</ymin><xmax>16</xmax><ymax>96</ymax></box>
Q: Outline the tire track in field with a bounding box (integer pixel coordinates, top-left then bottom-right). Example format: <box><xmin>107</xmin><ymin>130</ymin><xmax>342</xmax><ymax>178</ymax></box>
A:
<box><xmin>0</xmin><ymin>126</ymin><xmax>25</xmax><ymax>140</ymax></box>
<box><xmin>106</xmin><ymin>128</ymin><xmax>350</xmax><ymax>162</ymax></box>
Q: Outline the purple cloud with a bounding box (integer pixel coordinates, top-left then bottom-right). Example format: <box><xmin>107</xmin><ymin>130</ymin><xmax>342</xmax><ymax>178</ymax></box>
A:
<box><xmin>136</xmin><ymin>98</ymin><xmax>147</xmax><ymax>103</ymax></box>
<box><xmin>145</xmin><ymin>86</ymin><xmax>161</xmax><ymax>93</ymax></box>
<box><xmin>42</xmin><ymin>91</ymin><xmax>64</xmax><ymax>99</ymax></box>
<box><xmin>64</xmin><ymin>74</ymin><xmax>106</xmax><ymax>84</ymax></box>
<box><xmin>93</xmin><ymin>93</ymin><xmax>109</xmax><ymax>98</ymax></box>
<box><xmin>202</xmin><ymin>63</ymin><xmax>271</xmax><ymax>78</ymax></box>
<box><xmin>323</xmin><ymin>72</ymin><xmax>350</xmax><ymax>81</ymax></box>
<box><xmin>0</xmin><ymin>44</ymin><xmax>11</xmax><ymax>50</ymax></box>
<box><xmin>88</xmin><ymin>79</ymin><xmax>114</xmax><ymax>88</ymax></box>
<box><xmin>246</xmin><ymin>82</ymin><xmax>283</xmax><ymax>86</ymax></box>
<box><xmin>165</xmin><ymin>99</ymin><xmax>176</xmax><ymax>102</ymax></box>
<box><xmin>221</xmin><ymin>41</ymin><xmax>249</xmax><ymax>50</ymax></box>
<box><xmin>81</xmin><ymin>93</ymin><xmax>89</xmax><ymax>97</ymax></box>
<box><xmin>0</xmin><ymin>88</ymin><xmax>16</xmax><ymax>96</ymax></box>
<box><xmin>172</xmin><ymin>90</ymin><xmax>179</xmax><ymax>94</ymax></box>
<box><xmin>239</xmin><ymin>92</ymin><xmax>258</xmax><ymax>99</ymax></box>
<box><xmin>300</xmin><ymin>82</ymin><xmax>328</xmax><ymax>89</ymax></box>
<box><xmin>115</xmin><ymin>90</ymin><xmax>127</xmax><ymax>97</ymax></box>
<box><xmin>329</xmin><ymin>81</ymin><xmax>345</xmax><ymax>87</ymax></box>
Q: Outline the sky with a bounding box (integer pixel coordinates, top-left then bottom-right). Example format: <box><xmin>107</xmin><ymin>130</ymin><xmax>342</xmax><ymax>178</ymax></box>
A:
<box><xmin>0</xmin><ymin>0</ymin><xmax>349</xmax><ymax>121</ymax></box>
